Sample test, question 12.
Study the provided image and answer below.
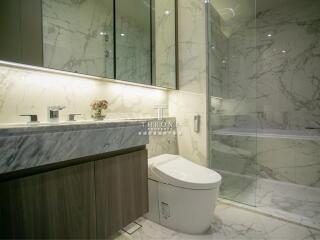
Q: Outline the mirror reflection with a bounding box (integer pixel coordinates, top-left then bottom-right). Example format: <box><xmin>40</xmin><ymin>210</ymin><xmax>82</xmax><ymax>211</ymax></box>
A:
<box><xmin>115</xmin><ymin>0</ymin><xmax>151</xmax><ymax>85</ymax></box>
<box><xmin>42</xmin><ymin>0</ymin><xmax>114</xmax><ymax>78</ymax></box>
<box><xmin>0</xmin><ymin>0</ymin><xmax>177</xmax><ymax>89</ymax></box>
<box><xmin>153</xmin><ymin>0</ymin><xmax>176</xmax><ymax>89</ymax></box>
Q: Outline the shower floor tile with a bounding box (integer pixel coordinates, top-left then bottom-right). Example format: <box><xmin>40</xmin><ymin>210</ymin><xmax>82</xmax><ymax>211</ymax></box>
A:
<box><xmin>111</xmin><ymin>203</ymin><xmax>320</xmax><ymax>240</ymax></box>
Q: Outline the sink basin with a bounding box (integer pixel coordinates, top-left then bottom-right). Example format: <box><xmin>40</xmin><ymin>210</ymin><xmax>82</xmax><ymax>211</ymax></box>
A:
<box><xmin>0</xmin><ymin>119</ymin><xmax>148</xmax><ymax>129</ymax></box>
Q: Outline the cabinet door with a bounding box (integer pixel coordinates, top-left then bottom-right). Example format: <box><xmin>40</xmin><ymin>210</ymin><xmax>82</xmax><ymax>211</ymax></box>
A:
<box><xmin>95</xmin><ymin>150</ymin><xmax>148</xmax><ymax>238</ymax></box>
<box><xmin>0</xmin><ymin>162</ymin><xmax>96</xmax><ymax>239</ymax></box>
<box><xmin>0</xmin><ymin>0</ymin><xmax>43</xmax><ymax>66</ymax></box>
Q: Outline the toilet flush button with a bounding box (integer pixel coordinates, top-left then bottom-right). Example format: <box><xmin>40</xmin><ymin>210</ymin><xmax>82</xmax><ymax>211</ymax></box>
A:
<box><xmin>161</xmin><ymin>202</ymin><xmax>171</xmax><ymax>219</ymax></box>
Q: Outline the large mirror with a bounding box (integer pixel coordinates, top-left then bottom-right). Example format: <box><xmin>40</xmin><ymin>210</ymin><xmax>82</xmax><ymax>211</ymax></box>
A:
<box><xmin>42</xmin><ymin>0</ymin><xmax>114</xmax><ymax>79</ymax></box>
<box><xmin>153</xmin><ymin>0</ymin><xmax>177</xmax><ymax>89</ymax></box>
<box><xmin>115</xmin><ymin>0</ymin><xmax>151</xmax><ymax>85</ymax></box>
<box><xmin>0</xmin><ymin>0</ymin><xmax>177</xmax><ymax>89</ymax></box>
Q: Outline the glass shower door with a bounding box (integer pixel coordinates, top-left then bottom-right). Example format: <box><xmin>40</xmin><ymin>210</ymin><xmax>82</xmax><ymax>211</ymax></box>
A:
<box><xmin>207</xmin><ymin>0</ymin><xmax>257</xmax><ymax>206</ymax></box>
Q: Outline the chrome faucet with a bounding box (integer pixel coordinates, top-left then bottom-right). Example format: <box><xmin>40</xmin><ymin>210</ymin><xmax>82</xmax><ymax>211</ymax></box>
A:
<box><xmin>48</xmin><ymin>106</ymin><xmax>66</xmax><ymax>122</ymax></box>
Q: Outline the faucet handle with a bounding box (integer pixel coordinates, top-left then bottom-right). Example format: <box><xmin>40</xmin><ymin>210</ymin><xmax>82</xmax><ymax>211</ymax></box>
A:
<box><xmin>68</xmin><ymin>114</ymin><xmax>82</xmax><ymax>121</ymax></box>
<box><xmin>20</xmin><ymin>114</ymin><xmax>39</xmax><ymax>123</ymax></box>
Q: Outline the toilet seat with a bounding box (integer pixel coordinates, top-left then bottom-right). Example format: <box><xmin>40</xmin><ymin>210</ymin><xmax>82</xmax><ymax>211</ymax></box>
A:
<box><xmin>148</xmin><ymin>154</ymin><xmax>221</xmax><ymax>190</ymax></box>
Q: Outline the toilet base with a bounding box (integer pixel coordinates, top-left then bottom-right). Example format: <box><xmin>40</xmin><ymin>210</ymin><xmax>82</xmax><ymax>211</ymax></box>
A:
<box><xmin>145</xmin><ymin>179</ymin><xmax>219</xmax><ymax>234</ymax></box>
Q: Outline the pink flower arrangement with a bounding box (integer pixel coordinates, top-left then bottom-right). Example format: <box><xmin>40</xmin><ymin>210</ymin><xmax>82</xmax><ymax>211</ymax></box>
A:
<box><xmin>91</xmin><ymin>100</ymin><xmax>108</xmax><ymax>111</ymax></box>
<box><xmin>91</xmin><ymin>100</ymin><xmax>108</xmax><ymax>120</ymax></box>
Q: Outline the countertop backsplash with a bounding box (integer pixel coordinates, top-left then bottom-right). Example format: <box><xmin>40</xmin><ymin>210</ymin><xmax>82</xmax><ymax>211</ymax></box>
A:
<box><xmin>0</xmin><ymin>65</ymin><xmax>168</xmax><ymax>124</ymax></box>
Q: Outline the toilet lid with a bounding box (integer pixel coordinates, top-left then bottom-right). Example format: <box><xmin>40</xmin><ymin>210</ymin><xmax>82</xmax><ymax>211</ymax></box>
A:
<box><xmin>148</xmin><ymin>154</ymin><xmax>221</xmax><ymax>190</ymax></box>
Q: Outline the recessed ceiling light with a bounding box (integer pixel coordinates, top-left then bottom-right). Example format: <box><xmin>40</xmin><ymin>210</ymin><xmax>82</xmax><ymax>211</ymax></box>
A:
<box><xmin>164</xmin><ymin>10</ymin><xmax>170</xmax><ymax>15</ymax></box>
<box><xmin>100</xmin><ymin>32</ymin><xmax>107</xmax><ymax>36</ymax></box>
<box><xmin>120</xmin><ymin>33</ymin><xmax>126</xmax><ymax>37</ymax></box>
<box><xmin>267</xmin><ymin>33</ymin><xmax>272</xmax><ymax>37</ymax></box>
<box><xmin>281</xmin><ymin>50</ymin><xmax>287</xmax><ymax>53</ymax></box>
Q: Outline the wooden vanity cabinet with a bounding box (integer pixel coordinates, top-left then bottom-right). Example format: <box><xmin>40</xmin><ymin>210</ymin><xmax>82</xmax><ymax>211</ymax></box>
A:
<box><xmin>0</xmin><ymin>161</ymin><xmax>96</xmax><ymax>239</ymax></box>
<box><xmin>0</xmin><ymin>0</ymin><xmax>43</xmax><ymax>66</ymax></box>
<box><xmin>0</xmin><ymin>149</ymin><xmax>148</xmax><ymax>239</ymax></box>
<box><xmin>95</xmin><ymin>149</ymin><xmax>148</xmax><ymax>238</ymax></box>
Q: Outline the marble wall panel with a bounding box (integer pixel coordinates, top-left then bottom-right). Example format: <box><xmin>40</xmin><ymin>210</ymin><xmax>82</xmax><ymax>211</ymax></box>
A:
<box><xmin>147</xmin><ymin>118</ymin><xmax>178</xmax><ymax>158</ymax></box>
<box><xmin>0</xmin><ymin>65</ymin><xmax>168</xmax><ymax>124</ymax></box>
<box><xmin>168</xmin><ymin>0</ymin><xmax>208</xmax><ymax>166</ymax></box>
<box><xmin>255</xmin><ymin>0</ymin><xmax>320</xmax><ymax>130</ymax></box>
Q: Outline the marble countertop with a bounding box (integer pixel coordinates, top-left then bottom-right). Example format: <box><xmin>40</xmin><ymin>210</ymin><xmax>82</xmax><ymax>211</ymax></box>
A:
<box><xmin>0</xmin><ymin>119</ymin><xmax>148</xmax><ymax>136</ymax></box>
<box><xmin>0</xmin><ymin>118</ymin><xmax>151</xmax><ymax>176</ymax></box>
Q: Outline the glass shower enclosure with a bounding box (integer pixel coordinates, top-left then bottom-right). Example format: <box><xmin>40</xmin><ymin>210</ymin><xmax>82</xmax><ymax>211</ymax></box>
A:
<box><xmin>207</xmin><ymin>0</ymin><xmax>320</xmax><ymax>228</ymax></box>
<box><xmin>207</xmin><ymin>0</ymin><xmax>258</xmax><ymax>206</ymax></box>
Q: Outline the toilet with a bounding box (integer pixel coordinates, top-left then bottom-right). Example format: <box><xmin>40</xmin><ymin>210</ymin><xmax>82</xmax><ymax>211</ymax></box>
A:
<box><xmin>145</xmin><ymin>154</ymin><xmax>222</xmax><ymax>234</ymax></box>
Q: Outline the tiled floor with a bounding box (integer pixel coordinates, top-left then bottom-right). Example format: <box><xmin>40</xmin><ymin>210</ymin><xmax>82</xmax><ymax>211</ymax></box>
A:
<box><xmin>112</xmin><ymin>203</ymin><xmax>320</xmax><ymax>240</ymax></box>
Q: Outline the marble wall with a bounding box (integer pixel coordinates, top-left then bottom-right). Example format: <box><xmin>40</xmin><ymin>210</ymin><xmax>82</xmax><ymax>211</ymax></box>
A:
<box><xmin>0</xmin><ymin>65</ymin><xmax>167</xmax><ymax>124</ymax></box>
<box><xmin>208</xmin><ymin>6</ymin><xmax>228</xmax><ymax>100</ymax></box>
<box><xmin>168</xmin><ymin>0</ymin><xmax>208</xmax><ymax>167</ymax></box>
<box><xmin>213</xmin><ymin>0</ymin><xmax>320</xmax><ymax>130</ymax></box>
<box><xmin>255</xmin><ymin>0</ymin><xmax>320</xmax><ymax>130</ymax></box>
<box><xmin>209</xmin><ymin>0</ymin><xmax>320</xmax><ymax>184</ymax></box>
<box><xmin>147</xmin><ymin>118</ymin><xmax>178</xmax><ymax>158</ymax></box>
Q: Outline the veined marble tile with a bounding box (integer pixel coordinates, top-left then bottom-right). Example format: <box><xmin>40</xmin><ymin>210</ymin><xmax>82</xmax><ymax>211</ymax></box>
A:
<box><xmin>110</xmin><ymin>203</ymin><xmax>320</xmax><ymax>240</ymax></box>
<box><xmin>256</xmin><ymin>178</ymin><xmax>320</xmax><ymax>229</ymax></box>
<box><xmin>168</xmin><ymin>90</ymin><xmax>207</xmax><ymax>166</ymax></box>
<box><xmin>147</xmin><ymin>118</ymin><xmax>178</xmax><ymax>158</ymax></box>
<box><xmin>0</xmin><ymin>65</ymin><xmax>168</xmax><ymax>124</ymax></box>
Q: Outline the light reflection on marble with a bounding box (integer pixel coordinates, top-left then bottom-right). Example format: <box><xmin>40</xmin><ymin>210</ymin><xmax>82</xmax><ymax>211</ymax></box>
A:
<box><xmin>0</xmin><ymin>65</ymin><xmax>168</xmax><ymax>124</ymax></box>
<box><xmin>147</xmin><ymin>118</ymin><xmax>178</xmax><ymax>159</ymax></box>
<box><xmin>110</xmin><ymin>203</ymin><xmax>320</xmax><ymax>240</ymax></box>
